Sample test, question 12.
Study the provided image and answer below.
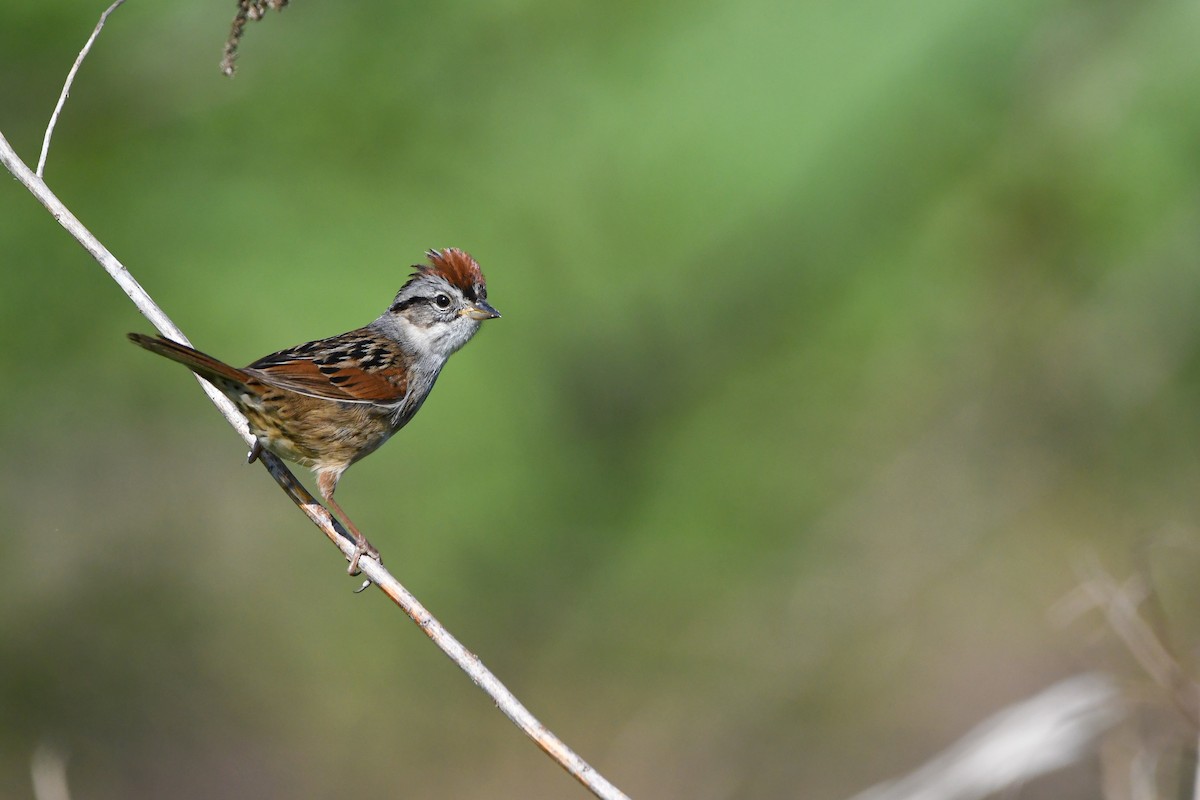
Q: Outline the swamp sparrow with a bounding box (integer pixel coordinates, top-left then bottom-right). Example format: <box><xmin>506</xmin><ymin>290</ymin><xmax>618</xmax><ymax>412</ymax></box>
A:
<box><xmin>129</xmin><ymin>248</ymin><xmax>500</xmax><ymax>573</ymax></box>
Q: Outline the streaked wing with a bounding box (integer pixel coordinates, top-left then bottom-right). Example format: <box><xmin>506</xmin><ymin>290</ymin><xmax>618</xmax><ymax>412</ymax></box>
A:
<box><xmin>244</xmin><ymin>329</ymin><xmax>410</xmax><ymax>405</ymax></box>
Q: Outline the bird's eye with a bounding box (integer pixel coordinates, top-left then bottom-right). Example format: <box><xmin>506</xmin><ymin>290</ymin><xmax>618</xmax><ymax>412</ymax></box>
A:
<box><xmin>434</xmin><ymin>294</ymin><xmax>451</xmax><ymax>309</ymax></box>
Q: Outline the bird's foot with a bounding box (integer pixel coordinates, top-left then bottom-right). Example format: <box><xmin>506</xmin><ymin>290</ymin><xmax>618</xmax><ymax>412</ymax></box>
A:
<box><xmin>347</xmin><ymin>537</ymin><xmax>381</xmax><ymax>576</ymax></box>
<box><xmin>349</xmin><ymin>541</ymin><xmax>379</xmax><ymax>593</ymax></box>
<box><xmin>247</xmin><ymin>441</ymin><xmax>263</xmax><ymax>464</ymax></box>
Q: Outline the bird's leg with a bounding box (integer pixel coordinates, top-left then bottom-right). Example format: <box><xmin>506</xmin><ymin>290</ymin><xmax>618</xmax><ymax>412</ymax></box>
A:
<box><xmin>317</xmin><ymin>471</ymin><xmax>381</xmax><ymax>575</ymax></box>
<box><xmin>329</xmin><ymin>496</ymin><xmax>381</xmax><ymax>576</ymax></box>
<box><xmin>247</xmin><ymin>440</ymin><xmax>263</xmax><ymax>464</ymax></box>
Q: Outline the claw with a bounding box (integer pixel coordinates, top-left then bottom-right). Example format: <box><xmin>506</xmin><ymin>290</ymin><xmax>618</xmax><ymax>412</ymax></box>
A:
<box><xmin>247</xmin><ymin>441</ymin><xmax>263</xmax><ymax>464</ymax></box>
<box><xmin>346</xmin><ymin>540</ymin><xmax>380</xmax><ymax>576</ymax></box>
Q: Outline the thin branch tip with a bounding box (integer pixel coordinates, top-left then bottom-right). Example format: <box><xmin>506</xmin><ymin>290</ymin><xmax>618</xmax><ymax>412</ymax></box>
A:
<box><xmin>37</xmin><ymin>0</ymin><xmax>126</xmax><ymax>179</ymax></box>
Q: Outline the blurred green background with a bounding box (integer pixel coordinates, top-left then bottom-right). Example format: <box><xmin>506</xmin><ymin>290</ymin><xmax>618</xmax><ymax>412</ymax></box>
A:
<box><xmin>4</xmin><ymin>1</ymin><xmax>1200</xmax><ymax>797</ymax></box>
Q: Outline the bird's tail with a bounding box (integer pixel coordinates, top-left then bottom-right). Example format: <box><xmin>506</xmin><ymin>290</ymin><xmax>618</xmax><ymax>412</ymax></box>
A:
<box><xmin>127</xmin><ymin>333</ymin><xmax>249</xmax><ymax>386</ymax></box>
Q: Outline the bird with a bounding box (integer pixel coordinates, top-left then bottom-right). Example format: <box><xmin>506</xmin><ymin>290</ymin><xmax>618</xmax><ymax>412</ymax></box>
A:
<box><xmin>128</xmin><ymin>247</ymin><xmax>500</xmax><ymax>574</ymax></box>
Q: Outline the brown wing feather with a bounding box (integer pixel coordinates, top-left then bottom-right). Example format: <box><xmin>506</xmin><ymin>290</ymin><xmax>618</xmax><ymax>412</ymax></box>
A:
<box><xmin>245</xmin><ymin>328</ymin><xmax>411</xmax><ymax>405</ymax></box>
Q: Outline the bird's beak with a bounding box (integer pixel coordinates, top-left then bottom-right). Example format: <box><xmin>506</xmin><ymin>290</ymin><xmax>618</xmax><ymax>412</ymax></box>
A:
<box><xmin>462</xmin><ymin>301</ymin><xmax>501</xmax><ymax>321</ymax></box>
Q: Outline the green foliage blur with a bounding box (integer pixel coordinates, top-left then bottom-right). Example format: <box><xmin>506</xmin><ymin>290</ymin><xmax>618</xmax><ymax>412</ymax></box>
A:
<box><xmin>4</xmin><ymin>1</ymin><xmax>1200</xmax><ymax>797</ymax></box>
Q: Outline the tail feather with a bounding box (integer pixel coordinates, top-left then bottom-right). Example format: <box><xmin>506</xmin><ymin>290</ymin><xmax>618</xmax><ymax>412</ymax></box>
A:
<box><xmin>127</xmin><ymin>333</ymin><xmax>249</xmax><ymax>386</ymax></box>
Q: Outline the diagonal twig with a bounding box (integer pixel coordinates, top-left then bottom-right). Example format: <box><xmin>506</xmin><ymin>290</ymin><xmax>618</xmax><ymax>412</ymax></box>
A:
<box><xmin>37</xmin><ymin>0</ymin><xmax>126</xmax><ymax>179</ymax></box>
<box><xmin>0</xmin><ymin>130</ymin><xmax>630</xmax><ymax>800</ymax></box>
<box><xmin>10</xmin><ymin>7</ymin><xmax>630</xmax><ymax>794</ymax></box>
<box><xmin>5</xmin><ymin>13</ymin><xmax>630</xmax><ymax>787</ymax></box>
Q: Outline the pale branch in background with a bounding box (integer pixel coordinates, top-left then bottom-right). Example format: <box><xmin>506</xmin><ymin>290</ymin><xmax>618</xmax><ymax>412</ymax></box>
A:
<box><xmin>30</xmin><ymin>745</ymin><xmax>72</xmax><ymax>800</ymax></box>
<box><xmin>37</xmin><ymin>0</ymin><xmax>125</xmax><ymax>179</ymax></box>
<box><xmin>0</xmin><ymin>8</ymin><xmax>631</xmax><ymax>799</ymax></box>
<box><xmin>221</xmin><ymin>0</ymin><xmax>290</xmax><ymax>77</ymax></box>
<box><xmin>1054</xmin><ymin>555</ymin><xmax>1200</xmax><ymax>799</ymax></box>
<box><xmin>1068</xmin><ymin>557</ymin><xmax>1200</xmax><ymax>728</ymax></box>
<box><xmin>1194</xmin><ymin>735</ymin><xmax>1200</xmax><ymax>800</ymax></box>
<box><xmin>851</xmin><ymin>553</ymin><xmax>1200</xmax><ymax>800</ymax></box>
<box><xmin>848</xmin><ymin>674</ymin><xmax>1122</xmax><ymax>800</ymax></box>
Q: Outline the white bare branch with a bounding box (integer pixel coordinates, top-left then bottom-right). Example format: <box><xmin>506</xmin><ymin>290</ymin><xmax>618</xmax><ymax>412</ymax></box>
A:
<box><xmin>2</xmin><ymin>120</ymin><xmax>628</xmax><ymax>800</ymax></box>
<box><xmin>1</xmin><ymin>128</ymin><xmax>630</xmax><ymax>800</ymax></box>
